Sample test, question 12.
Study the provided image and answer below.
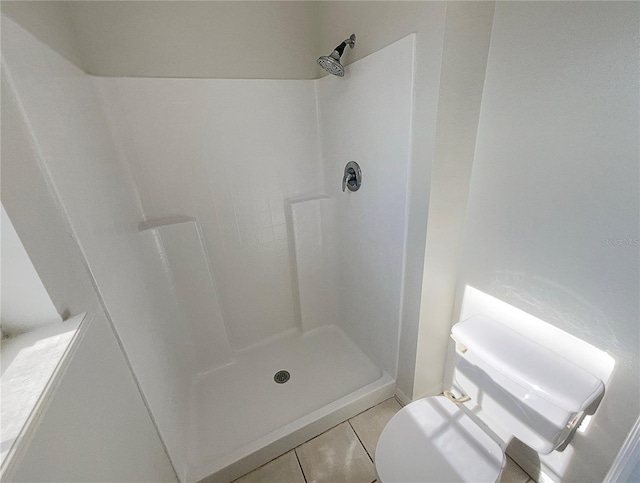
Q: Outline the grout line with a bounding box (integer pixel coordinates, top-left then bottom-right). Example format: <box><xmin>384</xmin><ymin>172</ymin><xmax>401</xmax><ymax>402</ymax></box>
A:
<box><xmin>240</xmin><ymin>400</ymin><xmax>392</xmax><ymax>482</ymax></box>
<box><xmin>293</xmin><ymin>448</ymin><xmax>308</xmax><ymax>483</ymax></box>
<box><xmin>294</xmin><ymin>419</ymin><xmax>348</xmax><ymax>448</ymax></box>
<box><xmin>347</xmin><ymin>419</ymin><xmax>375</xmax><ymax>464</ymax></box>
<box><xmin>293</xmin><ymin>397</ymin><xmax>396</xmax><ymax>450</ymax></box>
<box><xmin>507</xmin><ymin>456</ymin><xmax>533</xmax><ymax>482</ymax></box>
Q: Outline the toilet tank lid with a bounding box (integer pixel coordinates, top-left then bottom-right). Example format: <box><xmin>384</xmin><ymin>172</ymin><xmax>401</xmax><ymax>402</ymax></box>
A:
<box><xmin>451</xmin><ymin>316</ymin><xmax>604</xmax><ymax>414</ymax></box>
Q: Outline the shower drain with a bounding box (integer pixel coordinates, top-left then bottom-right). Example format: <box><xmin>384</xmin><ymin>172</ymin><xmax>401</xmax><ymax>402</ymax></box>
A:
<box><xmin>273</xmin><ymin>370</ymin><xmax>290</xmax><ymax>384</ymax></box>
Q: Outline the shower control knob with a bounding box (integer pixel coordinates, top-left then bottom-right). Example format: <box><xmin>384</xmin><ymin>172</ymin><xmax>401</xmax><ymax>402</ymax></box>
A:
<box><xmin>342</xmin><ymin>161</ymin><xmax>362</xmax><ymax>192</ymax></box>
<box><xmin>342</xmin><ymin>172</ymin><xmax>355</xmax><ymax>191</ymax></box>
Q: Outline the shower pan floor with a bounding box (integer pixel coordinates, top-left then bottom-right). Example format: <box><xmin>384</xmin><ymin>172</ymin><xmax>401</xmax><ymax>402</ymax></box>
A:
<box><xmin>188</xmin><ymin>324</ymin><xmax>393</xmax><ymax>481</ymax></box>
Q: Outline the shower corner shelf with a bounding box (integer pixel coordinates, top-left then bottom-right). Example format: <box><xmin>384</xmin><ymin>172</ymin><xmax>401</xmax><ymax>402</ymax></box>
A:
<box><xmin>138</xmin><ymin>215</ymin><xmax>196</xmax><ymax>232</ymax></box>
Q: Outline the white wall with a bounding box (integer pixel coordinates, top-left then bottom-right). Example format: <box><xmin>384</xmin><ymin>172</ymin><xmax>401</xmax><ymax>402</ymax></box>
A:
<box><xmin>457</xmin><ymin>2</ymin><xmax>639</xmax><ymax>481</ymax></box>
<box><xmin>0</xmin><ymin>64</ymin><xmax>99</xmax><ymax>327</ymax></box>
<box><xmin>1</xmin><ymin>206</ymin><xmax>61</xmax><ymax>336</ymax></box>
<box><xmin>1</xmin><ymin>25</ymin><xmax>175</xmax><ymax>481</ymax></box>
<box><xmin>413</xmin><ymin>1</ymin><xmax>495</xmax><ymax>398</ymax></box>
<box><xmin>316</xmin><ymin>35</ymin><xmax>415</xmax><ymax>377</ymax></box>
<box><xmin>74</xmin><ymin>1</ymin><xmax>321</xmax><ymax>79</ymax></box>
<box><xmin>97</xmin><ymin>77</ymin><xmax>322</xmax><ymax>352</ymax></box>
<box><xmin>0</xmin><ymin>1</ymin><xmax>82</xmax><ymax>69</ymax></box>
<box><xmin>2</xmin><ymin>1</ymin><xmax>321</xmax><ymax>80</ymax></box>
<box><xmin>2</xmin><ymin>16</ymin><xmax>193</xmax><ymax>478</ymax></box>
<box><xmin>7</xmin><ymin>314</ymin><xmax>176</xmax><ymax>483</ymax></box>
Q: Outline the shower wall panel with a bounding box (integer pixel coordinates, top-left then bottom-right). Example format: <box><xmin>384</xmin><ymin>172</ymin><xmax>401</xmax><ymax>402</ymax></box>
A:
<box><xmin>2</xmin><ymin>64</ymin><xmax>175</xmax><ymax>481</ymax></box>
<box><xmin>286</xmin><ymin>195</ymin><xmax>339</xmax><ymax>333</ymax></box>
<box><xmin>1</xmin><ymin>16</ymin><xmax>194</xmax><ymax>478</ymax></box>
<box><xmin>316</xmin><ymin>35</ymin><xmax>416</xmax><ymax>377</ymax></box>
<box><xmin>97</xmin><ymin>79</ymin><xmax>322</xmax><ymax>351</ymax></box>
<box><xmin>146</xmin><ymin>219</ymin><xmax>233</xmax><ymax>373</ymax></box>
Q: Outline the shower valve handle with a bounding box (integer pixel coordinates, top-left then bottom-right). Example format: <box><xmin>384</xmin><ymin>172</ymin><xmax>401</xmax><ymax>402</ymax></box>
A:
<box><xmin>342</xmin><ymin>172</ymin><xmax>355</xmax><ymax>192</ymax></box>
<box><xmin>342</xmin><ymin>161</ymin><xmax>362</xmax><ymax>192</ymax></box>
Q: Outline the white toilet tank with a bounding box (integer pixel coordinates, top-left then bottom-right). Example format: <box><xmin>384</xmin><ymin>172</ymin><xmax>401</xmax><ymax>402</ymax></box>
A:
<box><xmin>450</xmin><ymin>316</ymin><xmax>605</xmax><ymax>454</ymax></box>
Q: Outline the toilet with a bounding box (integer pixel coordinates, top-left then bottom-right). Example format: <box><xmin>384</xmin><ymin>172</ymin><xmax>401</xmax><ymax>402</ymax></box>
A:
<box><xmin>375</xmin><ymin>316</ymin><xmax>605</xmax><ymax>483</ymax></box>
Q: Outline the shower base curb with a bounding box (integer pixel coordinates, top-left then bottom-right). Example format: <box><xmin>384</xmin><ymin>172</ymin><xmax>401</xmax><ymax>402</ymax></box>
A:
<box><xmin>190</xmin><ymin>374</ymin><xmax>395</xmax><ymax>483</ymax></box>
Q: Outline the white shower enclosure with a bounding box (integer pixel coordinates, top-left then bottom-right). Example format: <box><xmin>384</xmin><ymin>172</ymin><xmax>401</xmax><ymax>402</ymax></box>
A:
<box><xmin>2</xmin><ymin>15</ymin><xmax>415</xmax><ymax>482</ymax></box>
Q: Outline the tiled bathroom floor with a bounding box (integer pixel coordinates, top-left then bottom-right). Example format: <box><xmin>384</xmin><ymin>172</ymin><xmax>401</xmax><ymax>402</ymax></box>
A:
<box><xmin>233</xmin><ymin>397</ymin><xmax>533</xmax><ymax>483</ymax></box>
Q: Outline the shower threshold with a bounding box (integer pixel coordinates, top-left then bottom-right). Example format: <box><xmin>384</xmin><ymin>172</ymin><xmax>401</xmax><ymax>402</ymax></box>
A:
<box><xmin>187</xmin><ymin>324</ymin><xmax>394</xmax><ymax>482</ymax></box>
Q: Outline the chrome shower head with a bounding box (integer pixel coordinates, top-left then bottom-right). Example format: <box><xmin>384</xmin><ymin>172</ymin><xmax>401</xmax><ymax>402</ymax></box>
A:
<box><xmin>317</xmin><ymin>55</ymin><xmax>345</xmax><ymax>77</ymax></box>
<box><xmin>317</xmin><ymin>34</ymin><xmax>356</xmax><ymax>77</ymax></box>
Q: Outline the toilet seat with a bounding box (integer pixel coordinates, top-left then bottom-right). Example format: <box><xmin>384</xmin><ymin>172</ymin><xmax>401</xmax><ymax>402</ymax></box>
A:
<box><xmin>375</xmin><ymin>396</ymin><xmax>505</xmax><ymax>483</ymax></box>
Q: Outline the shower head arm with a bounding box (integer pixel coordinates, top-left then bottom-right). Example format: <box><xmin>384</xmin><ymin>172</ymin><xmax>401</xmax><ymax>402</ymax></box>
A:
<box><xmin>344</xmin><ymin>34</ymin><xmax>356</xmax><ymax>48</ymax></box>
<box><xmin>332</xmin><ymin>34</ymin><xmax>357</xmax><ymax>58</ymax></box>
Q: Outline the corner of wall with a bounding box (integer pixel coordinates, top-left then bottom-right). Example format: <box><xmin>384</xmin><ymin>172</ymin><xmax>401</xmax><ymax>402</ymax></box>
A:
<box><xmin>411</xmin><ymin>0</ymin><xmax>495</xmax><ymax>400</ymax></box>
<box><xmin>1</xmin><ymin>2</ymin><xmax>85</xmax><ymax>72</ymax></box>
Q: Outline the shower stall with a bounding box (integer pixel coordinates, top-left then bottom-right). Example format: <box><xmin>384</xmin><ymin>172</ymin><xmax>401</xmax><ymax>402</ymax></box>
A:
<box><xmin>1</xmin><ymin>13</ymin><xmax>416</xmax><ymax>482</ymax></box>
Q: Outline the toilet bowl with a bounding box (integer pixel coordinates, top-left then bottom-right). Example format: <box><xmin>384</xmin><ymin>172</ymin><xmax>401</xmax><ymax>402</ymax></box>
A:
<box><xmin>376</xmin><ymin>396</ymin><xmax>504</xmax><ymax>483</ymax></box>
<box><xmin>375</xmin><ymin>316</ymin><xmax>605</xmax><ymax>483</ymax></box>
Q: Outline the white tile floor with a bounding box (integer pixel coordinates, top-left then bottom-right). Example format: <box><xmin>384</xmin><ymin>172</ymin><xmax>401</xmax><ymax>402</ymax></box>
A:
<box><xmin>233</xmin><ymin>397</ymin><xmax>534</xmax><ymax>483</ymax></box>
